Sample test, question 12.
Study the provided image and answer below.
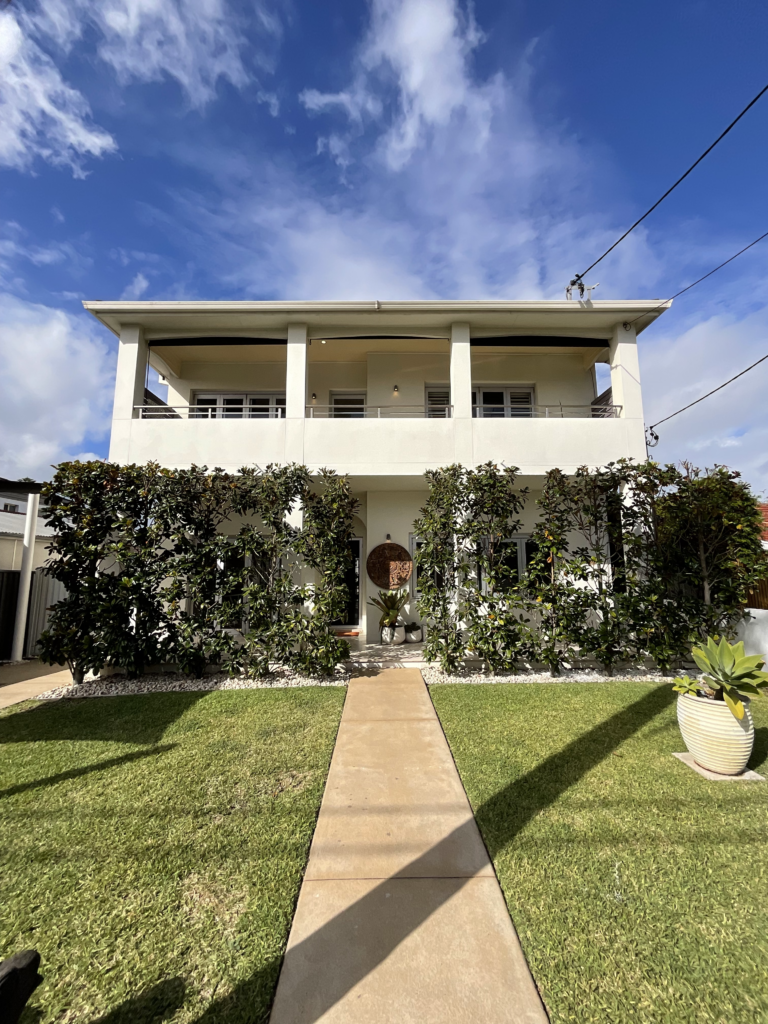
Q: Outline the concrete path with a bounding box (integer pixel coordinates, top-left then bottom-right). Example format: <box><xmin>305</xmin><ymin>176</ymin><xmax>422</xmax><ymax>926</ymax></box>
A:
<box><xmin>270</xmin><ymin>668</ymin><xmax>548</xmax><ymax>1024</ymax></box>
<box><xmin>0</xmin><ymin>662</ymin><xmax>71</xmax><ymax>709</ymax></box>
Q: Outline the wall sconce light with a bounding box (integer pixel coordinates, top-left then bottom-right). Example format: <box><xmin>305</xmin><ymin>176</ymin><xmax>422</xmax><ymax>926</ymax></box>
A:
<box><xmin>311</xmin><ymin>393</ymin><xmax>317</xmax><ymax>401</ymax></box>
<box><xmin>321</xmin><ymin>339</ymin><xmax>327</xmax><ymax>344</ymax></box>
<box><xmin>393</xmin><ymin>385</ymin><xmax>399</xmax><ymax>393</ymax></box>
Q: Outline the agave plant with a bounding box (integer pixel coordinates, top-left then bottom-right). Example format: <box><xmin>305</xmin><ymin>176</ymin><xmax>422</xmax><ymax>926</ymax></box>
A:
<box><xmin>368</xmin><ymin>589</ymin><xmax>409</xmax><ymax>629</ymax></box>
<box><xmin>673</xmin><ymin>636</ymin><xmax>768</xmax><ymax>719</ymax></box>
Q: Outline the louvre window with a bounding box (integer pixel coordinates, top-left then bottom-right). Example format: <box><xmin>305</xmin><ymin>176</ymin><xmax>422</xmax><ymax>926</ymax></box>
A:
<box><xmin>425</xmin><ymin>386</ymin><xmax>451</xmax><ymax>418</ymax></box>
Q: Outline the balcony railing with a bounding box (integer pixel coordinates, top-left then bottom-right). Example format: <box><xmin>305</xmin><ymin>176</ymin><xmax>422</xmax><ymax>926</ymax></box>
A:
<box><xmin>137</xmin><ymin>402</ymin><xmax>622</xmax><ymax>420</ymax></box>
<box><xmin>137</xmin><ymin>405</ymin><xmax>285</xmax><ymax>420</ymax></box>
<box><xmin>473</xmin><ymin>404</ymin><xmax>622</xmax><ymax>419</ymax></box>
<box><xmin>306</xmin><ymin>405</ymin><xmax>454</xmax><ymax>418</ymax></box>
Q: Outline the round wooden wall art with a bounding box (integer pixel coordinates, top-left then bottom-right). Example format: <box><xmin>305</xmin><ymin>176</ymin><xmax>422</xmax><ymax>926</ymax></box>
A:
<box><xmin>366</xmin><ymin>543</ymin><xmax>413</xmax><ymax>589</ymax></box>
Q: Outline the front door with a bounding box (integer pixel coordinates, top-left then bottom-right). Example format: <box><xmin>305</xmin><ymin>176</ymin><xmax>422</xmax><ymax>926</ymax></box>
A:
<box><xmin>335</xmin><ymin>539</ymin><xmax>361</xmax><ymax>626</ymax></box>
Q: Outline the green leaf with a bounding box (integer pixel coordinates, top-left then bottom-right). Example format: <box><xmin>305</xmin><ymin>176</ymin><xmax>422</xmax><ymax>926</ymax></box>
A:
<box><xmin>722</xmin><ymin>689</ymin><xmax>745</xmax><ymax>720</ymax></box>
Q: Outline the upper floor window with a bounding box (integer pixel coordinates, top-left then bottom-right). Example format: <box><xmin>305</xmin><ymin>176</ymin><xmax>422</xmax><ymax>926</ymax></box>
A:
<box><xmin>331</xmin><ymin>392</ymin><xmax>366</xmax><ymax>418</ymax></box>
<box><xmin>3</xmin><ymin>502</ymin><xmax>19</xmax><ymax>513</ymax></box>
<box><xmin>472</xmin><ymin>386</ymin><xmax>534</xmax><ymax>418</ymax></box>
<box><xmin>192</xmin><ymin>392</ymin><xmax>286</xmax><ymax>419</ymax></box>
<box><xmin>425</xmin><ymin>386</ymin><xmax>451</xmax><ymax>418</ymax></box>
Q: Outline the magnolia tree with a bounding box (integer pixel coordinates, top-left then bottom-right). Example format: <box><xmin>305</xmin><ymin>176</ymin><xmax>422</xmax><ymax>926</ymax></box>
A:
<box><xmin>415</xmin><ymin>459</ymin><xmax>767</xmax><ymax>675</ymax></box>
<box><xmin>39</xmin><ymin>461</ymin><xmax>358</xmax><ymax>680</ymax></box>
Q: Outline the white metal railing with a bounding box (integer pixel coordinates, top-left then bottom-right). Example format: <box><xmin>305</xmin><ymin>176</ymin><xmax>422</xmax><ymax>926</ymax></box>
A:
<box><xmin>137</xmin><ymin>405</ymin><xmax>286</xmax><ymax>420</ymax></box>
<box><xmin>306</xmin><ymin>404</ymin><xmax>453</xmax><ymax>419</ymax></box>
<box><xmin>472</xmin><ymin>404</ymin><xmax>622</xmax><ymax>419</ymax></box>
<box><xmin>137</xmin><ymin>402</ymin><xmax>622</xmax><ymax>420</ymax></box>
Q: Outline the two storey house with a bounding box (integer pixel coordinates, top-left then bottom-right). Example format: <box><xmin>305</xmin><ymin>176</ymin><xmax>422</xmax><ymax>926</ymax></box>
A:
<box><xmin>86</xmin><ymin>299</ymin><xmax>669</xmax><ymax>643</ymax></box>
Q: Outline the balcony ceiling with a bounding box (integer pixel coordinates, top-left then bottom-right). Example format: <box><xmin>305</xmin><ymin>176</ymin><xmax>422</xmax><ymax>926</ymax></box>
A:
<box><xmin>83</xmin><ymin>298</ymin><xmax>671</xmax><ymax>341</ymax></box>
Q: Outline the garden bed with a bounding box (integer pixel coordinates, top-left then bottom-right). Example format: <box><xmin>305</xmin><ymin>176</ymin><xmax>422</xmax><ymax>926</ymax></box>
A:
<box><xmin>422</xmin><ymin>666</ymin><xmax>673</xmax><ymax>685</ymax></box>
<box><xmin>34</xmin><ymin>666</ymin><xmax>350</xmax><ymax>700</ymax></box>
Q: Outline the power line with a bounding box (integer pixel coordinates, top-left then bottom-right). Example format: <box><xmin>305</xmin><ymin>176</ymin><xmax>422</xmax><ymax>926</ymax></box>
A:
<box><xmin>627</xmin><ymin>229</ymin><xmax>768</xmax><ymax>328</ymax></box>
<box><xmin>646</xmin><ymin>351</ymin><xmax>768</xmax><ymax>447</ymax></box>
<box><xmin>569</xmin><ymin>82</ymin><xmax>768</xmax><ymax>289</ymax></box>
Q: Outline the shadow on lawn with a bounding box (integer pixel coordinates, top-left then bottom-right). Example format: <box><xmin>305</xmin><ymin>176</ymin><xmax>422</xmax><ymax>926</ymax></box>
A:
<box><xmin>0</xmin><ymin>744</ymin><xmax>178</xmax><ymax>800</ymax></box>
<box><xmin>88</xmin><ymin>977</ymin><xmax>187</xmax><ymax>1024</ymax></box>
<box><xmin>751</xmin><ymin>726</ymin><xmax>768</xmax><ymax>770</ymax></box>
<box><xmin>0</xmin><ymin>692</ymin><xmax>205</xmax><ymax>746</ymax></box>
<box><xmin>191</xmin><ymin>683</ymin><xmax>674</xmax><ymax>1024</ymax></box>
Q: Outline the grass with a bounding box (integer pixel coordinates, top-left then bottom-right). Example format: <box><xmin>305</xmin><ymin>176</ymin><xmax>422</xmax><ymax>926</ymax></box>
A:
<box><xmin>0</xmin><ymin>687</ymin><xmax>346</xmax><ymax>1024</ymax></box>
<box><xmin>430</xmin><ymin>682</ymin><xmax>768</xmax><ymax>1024</ymax></box>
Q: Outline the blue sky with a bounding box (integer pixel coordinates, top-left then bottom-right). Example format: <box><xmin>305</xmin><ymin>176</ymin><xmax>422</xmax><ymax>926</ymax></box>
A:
<box><xmin>2</xmin><ymin>0</ymin><xmax>768</xmax><ymax>489</ymax></box>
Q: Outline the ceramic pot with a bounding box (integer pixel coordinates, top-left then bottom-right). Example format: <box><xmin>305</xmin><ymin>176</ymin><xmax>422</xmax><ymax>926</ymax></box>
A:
<box><xmin>405</xmin><ymin>627</ymin><xmax>423</xmax><ymax>643</ymax></box>
<box><xmin>381</xmin><ymin>625</ymin><xmax>406</xmax><ymax>645</ymax></box>
<box><xmin>677</xmin><ymin>692</ymin><xmax>754</xmax><ymax>775</ymax></box>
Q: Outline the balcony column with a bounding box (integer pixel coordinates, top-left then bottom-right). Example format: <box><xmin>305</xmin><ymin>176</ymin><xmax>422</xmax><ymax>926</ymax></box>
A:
<box><xmin>108</xmin><ymin>324</ymin><xmax>148</xmax><ymax>463</ymax></box>
<box><xmin>609</xmin><ymin>322</ymin><xmax>646</xmax><ymax>459</ymax></box>
<box><xmin>450</xmin><ymin>322</ymin><xmax>473</xmax><ymax>465</ymax></box>
<box><xmin>285</xmin><ymin>324</ymin><xmax>308</xmax><ymax>525</ymax></box>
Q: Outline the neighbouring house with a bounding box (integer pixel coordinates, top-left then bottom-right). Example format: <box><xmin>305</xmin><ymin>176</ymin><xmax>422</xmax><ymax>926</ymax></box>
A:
<box><xmin>739</xmin><ymin>502</ymin><xmax>768</xmax><ymax>657</ymax></box>
<box><xmin>0</xmin><ymin>492</ymin><xmax>62</xmax><ymax>661</ymax></box>
<box><xmin>84</xmin><ymin>298</ymin><xmax>670</xmax><ymax>644</ymax></box>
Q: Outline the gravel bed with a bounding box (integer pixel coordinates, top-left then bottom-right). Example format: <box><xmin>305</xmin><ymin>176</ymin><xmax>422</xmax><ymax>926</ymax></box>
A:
<box><xmin>35</xmin><ymin>667</ymin><xmax>350</xmax><ymax>700</ymax></box>
<box><xmin>422</xmin><ymin>666</ymin><xmax>674</xmax><ymax>686</ymax></box>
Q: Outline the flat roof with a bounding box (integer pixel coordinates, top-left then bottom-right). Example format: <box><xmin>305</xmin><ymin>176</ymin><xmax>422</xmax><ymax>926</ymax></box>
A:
<box><xmin>83</xmin><ymin>298</ymin><xmax>671</xmax><ymax>341</ymax></box>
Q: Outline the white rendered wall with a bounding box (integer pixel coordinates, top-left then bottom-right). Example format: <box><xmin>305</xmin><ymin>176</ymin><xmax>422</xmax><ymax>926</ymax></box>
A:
<box><xmin>0</xmin><ymin>537</ymin><xmax>50</xmax><ymax>572</ymax></box>
<box><xmin>737</xmin><ymin>610</ymin><xmax>768</xmax><ymax>660</ymax></box>
<box><xmin>364</xmin><ymin>490</ymin><xmax>428</xmax><ymax>642</ymax></box>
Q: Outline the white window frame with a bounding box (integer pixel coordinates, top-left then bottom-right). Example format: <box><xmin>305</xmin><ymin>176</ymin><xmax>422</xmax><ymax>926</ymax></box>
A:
<box><xmin>330</xmin><ymin>391</ymin><xmax>367</xmax><ymax>418</ymax></box>
<box><xmin>472</xmin><ymin>385</ymin><xmax>535</xmax><ymax>418</ymax></box>
<box><xmin>192</xmin><ymin>391</ymin><xmax>286</xmax><ymax>418</ymax></box>
<box><xmin>424</xmin><ymin>383</ymin><xmax>451</xmax><ymax>418</ymax></box>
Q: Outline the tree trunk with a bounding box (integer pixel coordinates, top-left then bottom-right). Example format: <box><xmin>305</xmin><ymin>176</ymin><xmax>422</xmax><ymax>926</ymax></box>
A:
<box><xmin>697</xmin><ymin>533</ymin><xmax>711</xmax><ymax>606</ymax></box>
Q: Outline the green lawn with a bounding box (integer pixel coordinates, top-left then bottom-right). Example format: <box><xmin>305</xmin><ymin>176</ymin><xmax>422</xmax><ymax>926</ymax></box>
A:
<box><xmin>0</xmin><ymin>687</ymin><xmax>345</xmax><ymax>1024</ymax></box>
<box><xmin>431</xmin><ymin>682</ymin><xmax>768</xmax><ymax>1024</ymax></box>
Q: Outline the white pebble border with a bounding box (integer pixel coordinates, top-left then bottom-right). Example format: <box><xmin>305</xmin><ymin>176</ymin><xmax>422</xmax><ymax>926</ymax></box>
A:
<box><xmin>35</xmin><ymin>667</ymin><xmax>350</xmax><ymax>700</ymax></box>
<box><xmin>421</xmin><ymin>666</ymin><xmax>674</xmax><ymax>686</ymax></box>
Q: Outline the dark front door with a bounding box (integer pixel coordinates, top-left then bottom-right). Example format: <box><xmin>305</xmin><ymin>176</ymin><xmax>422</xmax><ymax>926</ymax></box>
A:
<box><xmin>336</xmin><ymin>539</ymin><xmax>361</xmax><ymax>626</ymax></box>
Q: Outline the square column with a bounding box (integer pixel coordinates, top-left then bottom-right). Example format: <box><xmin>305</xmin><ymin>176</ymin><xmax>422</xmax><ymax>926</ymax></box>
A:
<box><xmin>450</xmin><ymin>322</ymin><xmax>473</xmax><ymax>465</ymax></box>
<box><xmin>609</xmin><ymin>322</ymin><xmax>646</xmax><ymax>459</ymax></box>
<box><xmin>109</xmin><ymin>324</ymin><xmax>148</xmax><ymax>462</ymax></box>
<box><xmin>285</xmin><ymin>323</ymin><xmax>308</xmax><ymax>476</ymax></box>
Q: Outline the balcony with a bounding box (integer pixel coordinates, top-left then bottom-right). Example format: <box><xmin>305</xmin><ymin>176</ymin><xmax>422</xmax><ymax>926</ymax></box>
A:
<box><xmin>125</xmin><ymin>398</ymin><xmax>635</xmax><ymax>479</ymax></box>
<box><xmin>137</xmin><ymin>402</ymin><xmax>621</xmax><ymax>420</ymax></box>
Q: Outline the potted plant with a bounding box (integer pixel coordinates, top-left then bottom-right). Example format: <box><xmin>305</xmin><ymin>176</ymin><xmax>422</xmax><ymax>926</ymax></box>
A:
<box><xmin>673</xmin><ymin>637</ymin><xmax>768</xmax><ymax>775</ymax></box>
<box><xmin>368</xmin><ymin>589</ymin><xmax>409</xmax><ymax>644</ymax></box>
<box><xmin>404</xmin><ymin>622</ymin><xmax>423</xmax><ymax>643</ymax></box>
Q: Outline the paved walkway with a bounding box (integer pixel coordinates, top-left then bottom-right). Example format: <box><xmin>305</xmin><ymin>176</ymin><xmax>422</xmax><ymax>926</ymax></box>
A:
<box><xmin>270</xmin><ymin>668</ymin><xmax>547</xmax><ymax>1024</ymax></box>
<box><xmin>0</xmin><ymin>662</ymin><xmax>71</xmax><ymax>709</ymax></box>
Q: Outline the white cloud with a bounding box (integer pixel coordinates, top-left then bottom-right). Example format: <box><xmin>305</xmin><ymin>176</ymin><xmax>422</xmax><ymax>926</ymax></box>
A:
<box><xmin>0</xmin><ymin>10</ymin><xmax>116</xmax><ymax>176</ymax></box>
<box><xmin>639</xmin><ymin>301</ymin><xmax>768</xmax><ymax>493</ymax></box>
<box><xmin>300</xmin><ymin>0</ymin><xmax>494</xmax><ymax>170</ymax></box>
<box><xmin>1</xmin><ymin>0</ymin><xmax>281</xmax><ymax>176</ymax></box>
<box><xmin>120</xmin><ymin>271</ymin><xmax>150</xmax><ymax>299</ymax></box>
<box><xmin>0</xmin><ymin>294</ymin><xmax>114</xmax><ymax>480</ymax></box>
<box><xmin>28</xmin><ymin>0</ymin><xmax>266</xmax><ymax>106</ymax></box>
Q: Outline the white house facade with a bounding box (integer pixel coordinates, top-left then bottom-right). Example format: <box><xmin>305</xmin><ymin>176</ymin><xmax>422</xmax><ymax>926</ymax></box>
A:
<box><xmin>86</xmin><ymin>299</ymin><xmax>669</xmax><ymax>643</ymax></box>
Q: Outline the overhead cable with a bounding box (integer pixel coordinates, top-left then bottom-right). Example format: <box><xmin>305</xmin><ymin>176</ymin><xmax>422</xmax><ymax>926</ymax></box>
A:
<box><xmin>569</xmin><ymin>82</ymin><xmax>768</xmax><ymax>289</ymax></box>
<box><xmin>646</xmin><ymin>351</ymin><xmax>768</xmax><ymax>447</ymax></box>
<box><xmin>627</xmin><ymin>229</ymin><xmax>768</xmax><ymax>328</ymax></box>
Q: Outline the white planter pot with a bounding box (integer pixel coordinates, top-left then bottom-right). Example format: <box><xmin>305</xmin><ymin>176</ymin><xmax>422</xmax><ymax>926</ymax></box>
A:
<box><xmin>381</xmin><ymin>626</ymin><xmax>406</xmax><ymax>645</ymax></box>
<box><xmin>677</xmin><ymin>692</ymin><xmax>754</xmax><ymax>775</ymax></box>
<box><xmin>405</xmin><ymin>627</ymin><xmax>423</xmax><ymax>643</ymax></box>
